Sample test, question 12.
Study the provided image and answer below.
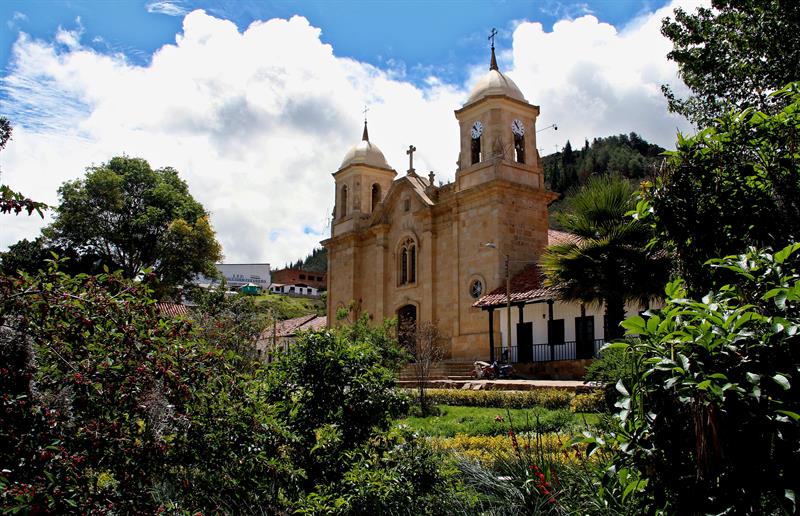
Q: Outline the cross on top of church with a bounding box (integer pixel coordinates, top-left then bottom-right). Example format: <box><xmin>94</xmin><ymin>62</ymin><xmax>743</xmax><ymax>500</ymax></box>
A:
<box><xmin>406</xmin><ymin>145</ymin><xmax>416</xmax><ymax>175</ymax></box>
<box><xmin>488</xmin><ymin>28</ymin><xmax>499</xmax><ymax>71</ymax></box>
<box><xmin>361</xmin><ymin>105</ymin><xmax>370</xmax><ymax>141</ymax></box>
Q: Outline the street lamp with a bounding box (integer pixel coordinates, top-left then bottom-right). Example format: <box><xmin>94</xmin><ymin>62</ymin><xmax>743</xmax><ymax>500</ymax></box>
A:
<box><xmin>484</xmin><ymin>242</ymin><xmax>511</xmax><ymax>363</ymax></box>
<box><xmin>536</xmin><ymin>123</ymin><xmax>558</xmax><ymax>134</ymax></box>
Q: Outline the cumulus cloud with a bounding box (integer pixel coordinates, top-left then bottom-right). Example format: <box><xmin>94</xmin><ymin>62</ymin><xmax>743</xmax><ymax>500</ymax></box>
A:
<box><xmin>508</xmin><ymin>1</ymin><xmax>699</xmax><ymax>152</ymax></box>
<box><xmin>0</xmin><ymin>2</ymin><xmax>698</xmax><ymax>265</ymax></box>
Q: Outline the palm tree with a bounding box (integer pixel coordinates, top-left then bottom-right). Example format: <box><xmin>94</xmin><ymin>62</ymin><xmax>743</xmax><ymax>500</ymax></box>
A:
<box><xmin>542</xmin><ymin>175</ymin><xmax>669</xmax><ymax>341</ymax></box>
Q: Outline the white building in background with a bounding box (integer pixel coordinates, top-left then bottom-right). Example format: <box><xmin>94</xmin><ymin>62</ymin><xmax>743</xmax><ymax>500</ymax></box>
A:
<box><xmin>269</xmin><ymin>283</ymin><xmax>321</xmax><ymax>297</ymax></box>
<box><xmin>196</xmin><ymin>263</ymin><xmax>271</xmax><ymax>291</ymax></box>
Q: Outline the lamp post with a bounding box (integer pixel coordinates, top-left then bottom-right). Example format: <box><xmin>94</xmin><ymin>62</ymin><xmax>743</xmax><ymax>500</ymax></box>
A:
<box><xmin>484</xmin><ymin>243</ymin><xmax>511</xmax><ymax>363</ymax></box>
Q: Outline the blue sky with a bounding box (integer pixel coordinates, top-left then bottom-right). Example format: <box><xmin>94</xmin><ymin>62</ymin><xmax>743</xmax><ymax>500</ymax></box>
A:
<box><xmin>1</xmin><ymin>0</ymin><xmax>671</xmax><ymax>88</ymax></box>
<box><xmin>0</xmin><ymin>0</ymin><xmax>694</xmax><ymax>264</ymax></box>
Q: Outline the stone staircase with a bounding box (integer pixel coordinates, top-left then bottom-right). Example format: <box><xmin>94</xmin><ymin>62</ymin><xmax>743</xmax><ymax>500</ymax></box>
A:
<box><xmin>397</xmin><ymin>360</ymin><xmax>476</xmax><ymax>386</ymax></box>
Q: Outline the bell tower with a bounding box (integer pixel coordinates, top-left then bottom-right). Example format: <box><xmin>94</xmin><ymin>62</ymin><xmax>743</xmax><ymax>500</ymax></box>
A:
<box><xmin>454</xmin><ymin>37</ymin><xmax>544</xmax><ymax>192</ymax></box>
<box><xmin>331</xmin><ymin>119</ymin><xmax>396</xmax><ymax>237</ymax></box>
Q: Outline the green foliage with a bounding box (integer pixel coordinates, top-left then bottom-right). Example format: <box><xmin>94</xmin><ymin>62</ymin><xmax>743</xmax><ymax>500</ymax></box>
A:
<box><xmin>0</xmin><ymin>265</ymin><xmax>467</xmax><ymax>513</ymax></box>
<box><xmin>642</xmin><ymin>83</ymin><xmax>800</xmax><ymax>295</ymax></box>
<box><xmin>543</xmin><ymin>175</ymin><xmax>670</xmax><ymax>340</ymax></box>
<box><xmin>661</xmin><ymin>0</ymin><xmax>800</xmax><ymax>126</ymax></box>
<box><xmin>597</xmin><ymin>244</ymin><xmax>800</xmax><ymax>514</ymax></box>
<box><xmin>187</xmin><ymin>285</ymin><xmax>271</xmax><ymax>369</ymax></box>
<box><xmin>261</xmin><ymin>315</ymin><xmax>409</xmax><ymax>494</ymax></box>
<box><xmin>418</xmin><ymin>388</ymin><xmax>573</xmax><ymax>411</ymax></box>
<box><xmin>585</xmin><ymin>346</ymin><xmax>638</xmax><ymax>410</ymax></box>
<box><xmin>400</xmin><ymin>405</ymin><xmax>577</xmax><ymax>438</ymax></box>
<box><xmin>296</xmin><ymin>427</ymin><xmax>471</xmax><ymax>515</ymax></box>
<box><xmin>0</xmin><ymin>262</ymin><xmax>286</xmax><ymax>513</ymax></box>
<box><xmin>543</xmin><ymin>133</ymin><xmax>665</xmax><ymax>196</ymax></box>
<box><xmin>254</xmin><ymin>291</ymin><xmax>325</xmax><ymax>320</ymax></box>
<box><xmin>570</xmin><ymin>390</ymin><xmax>606</xmax><ymax>414</ymax></box>
<box><xmin>44</xmin><ymin>156</ymin><xmax>221</xmax><ymax>298</ymax></box>
<box><xmin>453</xmin><ymin>410</ymin><xmax>638</xmax><ymax>515</ymax></box>
<box><xmin>287</xmin><ymin>246</ymin><xmax>328</xmax><ymax>274</ymax></box>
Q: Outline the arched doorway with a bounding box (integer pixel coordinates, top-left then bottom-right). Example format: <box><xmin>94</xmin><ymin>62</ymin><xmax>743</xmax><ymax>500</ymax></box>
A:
<box><xmin>397</xmin><ymin>304</ymin><xmax>417</xmax><ymax>354</ymax></box>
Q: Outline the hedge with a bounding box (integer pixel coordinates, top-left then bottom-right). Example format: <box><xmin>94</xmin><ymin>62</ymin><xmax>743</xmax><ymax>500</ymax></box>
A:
<box><xmin>413</xmin><ymin>388</ymin><xmax>573</xmax><ymax>410</ymax></box>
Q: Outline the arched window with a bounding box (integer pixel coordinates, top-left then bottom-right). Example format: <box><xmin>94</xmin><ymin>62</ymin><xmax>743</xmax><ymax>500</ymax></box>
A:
<box><xmin>409</xmin><ymin>244</ymin><xmax>416</xmax><ymax>282</ymax></box>
<box><xmin>371</xmin><ymin>183</ymin><xmax>381</xmax><ymax>212</ymax></box>
<box><xmin>514</xmin><ymin>133</ymin><xmax>525</xmax><ymax>164</ymax></box>
<box><xmin>340</xmin><ymin>185</ymin><xmax>348</xmax><ymax>218</ymax></box>
<box><xmin>397</xmin><ymin>237</ymin><xmax>417</xmax><ymax>286</ymax></box>
<box><xmin>401</xmin><ymin>248</ymin><xmax>408</xmax><ymax>284</ymax></box>
<box><xmin>471</xmin><ymin>135</ymin><xmax>481</xmax><ymax>164</ymax></box>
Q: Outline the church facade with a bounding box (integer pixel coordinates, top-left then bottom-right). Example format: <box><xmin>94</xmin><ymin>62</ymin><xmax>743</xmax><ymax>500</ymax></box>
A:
<box><xmin>322</xmin><ymin>47</ymin><xmax>559</xmax><ymax>361</ymax></box>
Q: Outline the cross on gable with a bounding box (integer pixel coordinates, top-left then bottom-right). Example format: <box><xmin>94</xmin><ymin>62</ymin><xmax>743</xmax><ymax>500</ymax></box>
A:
<box><xmin>406</xmin><ymin>145</ymin><xmax>416</xmax><ymax>174</ymax></box>
<box><xmin>362</xmin><ymin>105</ymin><xmax>369</xmax><ymax>121</ymax></box>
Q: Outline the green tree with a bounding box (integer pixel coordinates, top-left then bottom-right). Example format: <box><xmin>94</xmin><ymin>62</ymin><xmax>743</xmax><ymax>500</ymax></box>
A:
<box><xmin>542</xmin><ymin>175</ymin><xmax>669</xmax><ymax>340</ymax></box>
<box><xmin>603</xmin><ymin>244</ymin><xmax>800</xmax><ymax>514</ymax></box>
<box><xmin>642</xmin><ymin>83</ymin><xmax>800</xmax><ymax>295</ymax></box>
<box><xmin>662</xmin><ymin>0</ymin><xmax>800</xmax><ymax>126</ymax></box>
<box><xmin>45</xmin><ymin>156</ymin><xmax>221</xmax><ymax>298</ymax></box>
<box><xmin>188</xmin><ymin>285</ymin><xmax>270</xmax><ymax>368</ymax></box>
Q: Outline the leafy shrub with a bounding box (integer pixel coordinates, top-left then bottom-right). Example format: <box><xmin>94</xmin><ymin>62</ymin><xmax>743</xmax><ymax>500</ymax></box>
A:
<box><xmin>585</xmin><ymin>345</ymin><xmax>638</xmax><ymax>409</ymax></box>
<box><xmin>296</xmin><ymin>427</ymin><xmax>472</xmax><ymax>515</ymax></box>
<box><xmin>569</xmin><ymin>390</ymin><xmax>606</xmax><ymax>413</ymax></box>
<box><xmin>419</xmin><ymin>388</ymin><xmax>573</xmax><ymax>410</ymax></box>
<box><xmin>598</xmin><ymin>244</ymin><xmax>800</xmax><ymax>514</ymax></box>
<box><xmin>0</xmin><ymin>264</ymin><xmax>284</xmax><ymax>513</ymax></box>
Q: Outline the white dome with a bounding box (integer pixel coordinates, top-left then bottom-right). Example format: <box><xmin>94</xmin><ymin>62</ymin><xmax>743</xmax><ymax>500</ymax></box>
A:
<box><xmin>339</xmin><ymin>139</ymin><xmax>390</xmax><ymax>169</ymax></box>
<box><xmin>465</xmin><ymin>69</ymin><xmax>526</xmax><ymax>105</ymax></box>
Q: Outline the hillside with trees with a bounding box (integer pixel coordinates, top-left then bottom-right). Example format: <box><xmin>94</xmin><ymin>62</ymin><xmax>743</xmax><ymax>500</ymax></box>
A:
<box><xmin>286</xmin><ymin>246</ymin><xmax>327</xmax><ymax>273</ymax></box>
<box><xmin>542</xmin><ymin>132</ymin><xmax>665</xmax><ymax>196</ymax></box>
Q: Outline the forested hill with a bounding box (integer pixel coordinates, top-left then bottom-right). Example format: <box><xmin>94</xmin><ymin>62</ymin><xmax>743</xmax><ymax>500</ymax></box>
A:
<box><xmin>286</xmin><ymin>246</ymin><xmax>327</xmax><ymax>273</ymax></box>
<box><xmin>543</xmin><ymin>133</ymin><xmax>666</xmax><ymax>195</ymax></box>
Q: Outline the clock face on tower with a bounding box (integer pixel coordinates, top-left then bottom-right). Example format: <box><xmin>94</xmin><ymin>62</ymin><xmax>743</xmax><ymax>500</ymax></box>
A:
<box><xmin>471</xmin><ymin>121</ymin><xmax>484</xmax><ymax>139</ymax></box>
<box><xmin>512</xmin><ymin>119</ymin><xmax>525</xmax><ymax>136</ymax></box>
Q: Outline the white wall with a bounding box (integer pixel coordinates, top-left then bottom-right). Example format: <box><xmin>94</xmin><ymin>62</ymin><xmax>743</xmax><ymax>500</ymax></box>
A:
<box><xmin>270</xmin><ymin>284</ymin><xmax>319</xmax><ymax>296</ymax></box>
<box><xmin>497</xmin><ymin>300</ymin><xmax>645</xmax><ymax>347</ymax></box>
<box><xmin>216</xmin><ymin>263</ymin><xmax>271</xmax><ymax>289</ymax></box>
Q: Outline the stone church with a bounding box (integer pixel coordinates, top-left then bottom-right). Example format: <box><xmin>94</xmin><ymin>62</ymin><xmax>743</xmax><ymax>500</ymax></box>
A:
<box><xmin>323</xmin><ymin>44</ymin><xmax>565</xmax><ymax>362</ymax></box>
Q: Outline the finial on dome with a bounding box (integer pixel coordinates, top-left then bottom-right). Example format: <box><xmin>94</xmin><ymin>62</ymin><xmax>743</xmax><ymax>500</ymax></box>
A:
<box><xmin>488</xmin><ymin>27</ymin><xmax>499</xmax><ymax>71</ymax></box>
<box><xmin>362</xmin><ymin>105</ymin><xmax>369</xmax><ymax>141</ymax></box>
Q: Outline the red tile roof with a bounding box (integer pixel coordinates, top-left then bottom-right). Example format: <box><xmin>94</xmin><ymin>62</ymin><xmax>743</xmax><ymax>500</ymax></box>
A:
<box><xmin>472</xmin><ymin>229</ymin><xmax>579</xmax><ymax>308</ymax></box>
<box><xmin>265</xmin><ymin>314</ymin><xmax>327</xmax><ymax>339</ymax></box>
<box><xmin>155</xmin><ymin>303</ymin><xmax>190</xmax><ymax>317</ymax></box>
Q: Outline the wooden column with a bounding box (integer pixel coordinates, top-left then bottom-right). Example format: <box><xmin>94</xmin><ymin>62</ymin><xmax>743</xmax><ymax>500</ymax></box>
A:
<box><xmin>547</xmin><ymin>299</ymin><xmax>554</xmax><ymax>361</ymax></box>
<box><xmin>488</xmin><ymin>308</ymin><xmax>495</xmax><ymax>362</ymax></box>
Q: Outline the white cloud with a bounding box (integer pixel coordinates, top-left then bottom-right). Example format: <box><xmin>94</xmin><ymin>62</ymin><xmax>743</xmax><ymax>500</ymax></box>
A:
<box><xmin>146</xmin><ymin>1</ymin><xmax>190</xmax><ymax>17</ymax></box>
<box><xmin>0</xmin><ymin>2</ymin><xmax>699</xmax><ymax>265</ymax></box>
<box><xmin>509</xmin><ymin>1</ymin><xmax>701</xmax><ymax>153</ymax></box>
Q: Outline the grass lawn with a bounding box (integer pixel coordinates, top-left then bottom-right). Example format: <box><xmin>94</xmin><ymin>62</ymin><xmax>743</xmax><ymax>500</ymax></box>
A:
<box><xmin>397</xmin><ymin>405</ymin><xmax>600</xmax><ymax>437</ymax></box>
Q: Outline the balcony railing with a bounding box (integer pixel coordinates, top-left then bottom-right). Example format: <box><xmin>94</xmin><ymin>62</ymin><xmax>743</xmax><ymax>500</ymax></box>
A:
<box><xmin>493</xmin><ymin>339</ymin><xmax>605</xmax><ymax>363</ymax></box>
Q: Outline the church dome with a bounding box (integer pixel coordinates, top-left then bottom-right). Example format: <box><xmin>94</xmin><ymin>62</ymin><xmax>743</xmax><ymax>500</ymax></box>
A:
<box><xmin>465</xmin><ymin>68</ymin><xmax>526</xmax><ymax>105</ymax></box>
<box><xmin>339</xmin><ymin>122</ymin><xmax>390</xmax><ymax>169</ymax></box>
